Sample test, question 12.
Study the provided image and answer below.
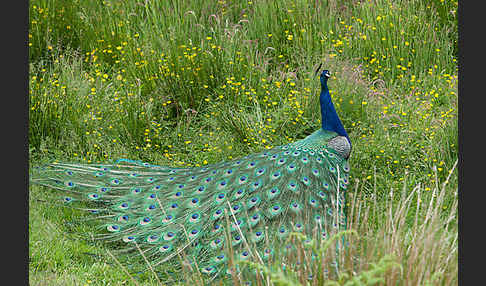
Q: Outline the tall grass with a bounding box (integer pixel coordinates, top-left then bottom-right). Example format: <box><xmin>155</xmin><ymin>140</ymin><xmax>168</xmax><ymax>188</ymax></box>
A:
<box><xmin>29</xmin><ymin>0</ymin><xmax>457</xmax><ymax>284</ymax></box>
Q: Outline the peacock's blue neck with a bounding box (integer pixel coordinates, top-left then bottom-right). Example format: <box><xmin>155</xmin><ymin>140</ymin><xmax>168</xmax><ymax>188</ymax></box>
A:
<box><xmin>320</xmin><ymin>79</ymin><xmax>351</xmax><ymax>146</ymax></box>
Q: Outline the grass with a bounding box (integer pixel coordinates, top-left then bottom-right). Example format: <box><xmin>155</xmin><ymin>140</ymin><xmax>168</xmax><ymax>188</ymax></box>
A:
<box><xmin>28</xmin><ymin>0</ymin><xmax>457</xmax><ymax>285</ymax></box>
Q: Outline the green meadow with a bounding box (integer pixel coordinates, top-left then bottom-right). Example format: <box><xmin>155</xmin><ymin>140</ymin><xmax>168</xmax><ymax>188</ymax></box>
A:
<box><xmin>29</xmin><ymin>0</ymin><xmax>457</xmax><ymax>285</ymax></box>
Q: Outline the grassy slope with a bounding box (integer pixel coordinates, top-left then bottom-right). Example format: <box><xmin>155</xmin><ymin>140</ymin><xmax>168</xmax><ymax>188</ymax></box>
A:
<box><xmin>28</xmin><ymin>0</ymin><xmax>457</xmax><ymax>285</ymax></box>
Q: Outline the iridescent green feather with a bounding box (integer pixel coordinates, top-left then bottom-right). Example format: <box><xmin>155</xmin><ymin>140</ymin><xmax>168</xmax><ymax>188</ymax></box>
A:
<box><xmin>30</xmin><ymin>128</ymin><xmax>350</xmax><ymax>279</ymax></box>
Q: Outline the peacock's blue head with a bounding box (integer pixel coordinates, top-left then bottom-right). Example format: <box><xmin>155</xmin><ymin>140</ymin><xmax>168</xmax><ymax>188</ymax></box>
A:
<box><xmin>319</xmin><ymin>69</ymin><xmax>331</xmax><ymax>87</ymax></box>
<box><xmin>315</xmin><ymin>64</ymin><xmax>331</xmax><ymax>88</ymax></box>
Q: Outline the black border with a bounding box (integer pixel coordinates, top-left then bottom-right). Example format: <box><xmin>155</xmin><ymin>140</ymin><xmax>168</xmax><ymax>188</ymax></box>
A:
<box><xmin>4</xmin><ymin>0</ymin><xmax>29</xmax><ymax>285</ymax></box>
<box><xmin>458</xmin><ymin>2</ymin><xmax>481</xmax><ymax>285</ymax></box>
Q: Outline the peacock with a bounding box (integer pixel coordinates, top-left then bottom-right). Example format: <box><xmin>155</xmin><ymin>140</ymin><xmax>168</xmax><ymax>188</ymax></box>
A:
<box><xmin>30</xmin><ymin>66</ymin><xmax>351</xmax><ymax>281</ymax></box>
